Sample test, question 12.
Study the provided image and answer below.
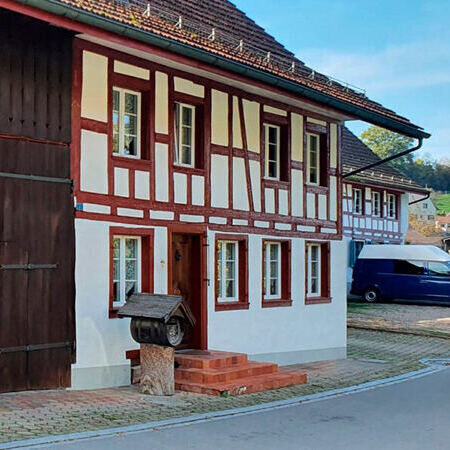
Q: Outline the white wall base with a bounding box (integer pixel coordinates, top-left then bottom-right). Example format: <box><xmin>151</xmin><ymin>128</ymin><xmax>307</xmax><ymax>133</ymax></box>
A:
<box><xmin>70</xmin><ymin>364</ymin><xmax>130</xmax><ymax>390</ymax></box>
<box><xmin>249</xmin><ymin>346</ymin><xmax>347</xmax><ymax>367</ymax></box>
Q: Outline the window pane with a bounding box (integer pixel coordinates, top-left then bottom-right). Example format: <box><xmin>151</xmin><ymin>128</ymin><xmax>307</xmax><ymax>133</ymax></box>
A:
<box><xmin>268</xmin><ymin>126</ymin><xmax>278</xmax><ymax>145</ymax></box>
<box><xmin>226</xmin><ymin>261</ymin><xmax>235</xmax><ymax>280</ymax></box>
<box><xmin>428</xmin><ymin>262</ymin><xmax>450</xmax><ymax>277</ymax></box>
<box><xmin>113</xmin><ymin>90</ymin><xmax>120</xmax><ymax>112</ymax></box>
<box><xmin>113</xmin><ymin>238</ymin><xmax>120</xmax><ymax>258</ymax></box>
<box><xmin>225</xmin><ymin>279</ymin><xmax>235</xmax><ymax>298</ymax></box>
<box><xmin>113</xmin><ymin>281</ymin><xmax>120</xmax><ymax>303</ymax></box>
<box><xmin>270</xmin><ymin>279</ymin><xmax>278</xmax><ymax>295</ymax></box>
<box><xmin>270</xmin><ymin>261</ymin><xmax>278</xmax><ymax>278</ymax></box>
<box><xmin>310</xmin><ymin>135</ymin><xmax>317</xmax><ymax>152</ymax></box>
<box><xmin>125</xmin><ymin>282</ymin><xmax>136</xmax><ymax>301</ymax></box>
<box><xmin>113</xmin><ymin>259</ymin><xmax>120</xmax><ymax>281</ymax></box>
<box><xmin>311</xmin><ymin>278</ymin><xmax>317</xmax><ymax>294</ymax></box>
<box><xmin>125</xmin><ymin>93</ymin><xmax>138</xmax><ymax>114</ymax></box>
<box><xmin>126</xmin><ymin>259</ymin><xmax>137</xmax><ymax>280</ymax></box>
<box><xmin>181</xmin><ymin>146</ymin><xmax>191</xmax><ymax>165</ymax></box>
<box><xmin>393</xmin><ymin>260</ymin><xmax>426</xmax><ymax>275</ymax></box>
<box><xmin>309</xmin><ymin>169</ymin><xmax>317</xmax><ymax>184</ymax></box>
<box><xmin>182</xmin><ymin>106</ymin><xmax>192</xmax><ymax>127</ymax></box>
<box><xmin>311</xmin><ymin>245</ymin><xmax>319</xmax><ymax>261</ymax></box>
<box><xmin>268</xmin><ymin>161</ymin><xmax>277</xmax><ymax>178</ymax></box>
<box><xmin>124</xmin><ymin>135</ymin><xmax>136</xmax><ymax>156</ymax></box>
<box><xmin>270</xmin><ymin>244</ymin><xmax>278</xmax><ymax>261</ymax></box>
<box><xmin>226</xmin><ymin>242</ymin><xmax>235</xmax><ymax>261</ymax></box>
<box><xmin>125</xmin><ymin>239</ymin><xmax>137</xmax><ymax>258</ymax></box>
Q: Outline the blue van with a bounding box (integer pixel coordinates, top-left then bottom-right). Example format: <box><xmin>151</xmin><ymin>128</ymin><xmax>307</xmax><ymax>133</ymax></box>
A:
<box><xmin>351</xmin><ymin>245</ymin><xmax>450</xmax><ymax>304</ymax></box>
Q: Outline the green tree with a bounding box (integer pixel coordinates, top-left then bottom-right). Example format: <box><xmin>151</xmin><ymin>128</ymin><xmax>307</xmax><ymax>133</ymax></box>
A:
<box><xmin>361</xmin><ymin>126</ymin><xmax>414</xmax><ymax>168</ymax></box>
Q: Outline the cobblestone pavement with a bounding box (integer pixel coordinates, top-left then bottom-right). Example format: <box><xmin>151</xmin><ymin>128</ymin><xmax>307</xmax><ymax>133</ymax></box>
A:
<box><xmin>348</xmin><ymin>302</ymin><xmax>450</xmax><ymax>338</ymax></box>
<box><xmin>1</xmin><ymin>329</ymin><xmax>450</xmax><ymax>444</ymax></box>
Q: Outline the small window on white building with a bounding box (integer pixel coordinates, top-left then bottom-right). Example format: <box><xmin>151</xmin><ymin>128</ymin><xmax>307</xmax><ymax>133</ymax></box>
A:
<box><xmin>264</xmin><ymin>242</ymin><xmax>281</xmax><ymax>299</ymax></box>
<box><xmin>113</xmin><ymin>236</ymin><xmax>141</xmax><ymax>306</ymax></box>
<box><xmin>264</xmin><ymin>124</ymin><xmax>281</xmax><ymax>179</ymax></box>
<box><xmin>387</xmin><ymin>194</ymin><xmax>397</xmax><ymax>219</ymax></box>
<box><xmin>112</xmin><ymin>88</ymin><xmax>141</xmax><ymax>157</ymax></box>
<box><xmin>307</xmin><ymin>244</ymin><xmax>321</xmax><ymax>297</ymax></box>
<box><xmin>372</xmin><ymin>191</ymin><xmax>381</xmax><ymax>217</ymax></box>
<box><xmin>306</xmin><ymin>133</ymin><xmax>320</xmax><ymax>185</ymax></box>
<box><xmin>353</xmin><ymin>189</ymin><xmax>363</xmax><ymax>215</ymax></box>
<box><xmin>174</xmin><ymin>102</ymin><xmax>196</xmax><ymax>167</ymax></box>
<box><xmin>217</xmin><ymin>241</ymin><xmax>238</xmax><ymax>302</ymax></box>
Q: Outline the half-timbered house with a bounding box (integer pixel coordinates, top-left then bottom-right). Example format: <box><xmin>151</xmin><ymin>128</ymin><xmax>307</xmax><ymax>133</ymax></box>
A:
<box><xmin>0</xmin><ymin>0</ymin><xmax>430</xmax><ymax>392</ymax></box>
<box><xmin>342</xmin><ymin>128</ymin><xmax>429</xmax><ymax>292</ymax></box>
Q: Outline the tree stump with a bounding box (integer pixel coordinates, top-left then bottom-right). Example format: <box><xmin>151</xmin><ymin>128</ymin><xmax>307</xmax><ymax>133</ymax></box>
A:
<box><xmin>140</xmin><ymin>344</ymin><xmax>175</xmax><ymax>396</ymax></box>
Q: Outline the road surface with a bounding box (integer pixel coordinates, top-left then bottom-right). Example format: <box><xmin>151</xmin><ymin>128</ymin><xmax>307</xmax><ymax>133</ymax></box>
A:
<box><xmin>40</xmin><ymin>368</ymin><xmax>450</xmax><ymax>450</ymax></box>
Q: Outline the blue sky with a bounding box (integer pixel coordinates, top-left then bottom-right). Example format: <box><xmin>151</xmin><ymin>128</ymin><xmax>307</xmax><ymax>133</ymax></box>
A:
<box><xmin>233</xmin><ymin>0</ymin><xmax>449</xmax><ymax>161</ymax></box>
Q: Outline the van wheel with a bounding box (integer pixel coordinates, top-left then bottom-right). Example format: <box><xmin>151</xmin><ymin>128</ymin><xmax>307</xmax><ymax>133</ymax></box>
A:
<box><xmin>363</xmin><ymin>287</ymin><xmax>379</xmax><ymax>303</ymax></box>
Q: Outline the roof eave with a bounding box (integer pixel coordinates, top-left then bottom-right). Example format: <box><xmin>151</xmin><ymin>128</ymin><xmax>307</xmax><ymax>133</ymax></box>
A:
<box><xmin>343</xmin><ymin>174</ymin><xmax>430</xmax><ymax>194</ymax></box>
<box><xmin>17</xmin><ymin>0</ymin><xmax>431</xmax><ymax>140</ymax></box>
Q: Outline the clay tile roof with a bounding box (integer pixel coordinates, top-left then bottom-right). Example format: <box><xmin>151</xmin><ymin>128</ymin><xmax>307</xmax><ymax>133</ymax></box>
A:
<box><xmin>51</xmin><ymin>0</ymin><xmax>426</xmax><ymax>134</ymax></box>
<box><xmin>342</xmin><ymin>127</ymin><xmax>427</xmax><ymax>193</ymax></box>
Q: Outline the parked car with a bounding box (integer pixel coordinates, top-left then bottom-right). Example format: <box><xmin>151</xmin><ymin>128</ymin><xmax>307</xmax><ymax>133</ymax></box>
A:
<box><xmin>351</xmin><ymin>245</ymin><xmax>450</xmax><ymax>304</ymax></box>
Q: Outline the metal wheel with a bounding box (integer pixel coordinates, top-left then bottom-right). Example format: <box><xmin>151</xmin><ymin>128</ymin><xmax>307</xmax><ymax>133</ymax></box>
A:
<box><xmin>166</xmin><ymin>317</ymin><xmax>184</xmax><ymax>347</ymax></box>
<box><xmin>363</xmin><ymin>287</ymin><xmax>379</xmax><ymax>303</ymax></box>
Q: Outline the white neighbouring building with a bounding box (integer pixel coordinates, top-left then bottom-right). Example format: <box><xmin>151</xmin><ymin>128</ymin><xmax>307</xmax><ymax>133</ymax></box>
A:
<box><xmin>4</xmin><ymin>0</ymin><xmax>430</xmax><ymax>390</ymax></box>
<box><xmin>341</xmin><ymin>128</ymin><xmax>429</xmax><ymax>293</ymax></box>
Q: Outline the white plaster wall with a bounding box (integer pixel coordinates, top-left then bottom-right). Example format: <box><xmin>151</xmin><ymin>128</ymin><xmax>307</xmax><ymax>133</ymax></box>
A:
<box><xmin>72</xmin><ymin>219</ymin><xmax>168</xmax><ymax>389</ymax></box>
<box><xmin>329</xmin><ymin>176</ymin><xmax>337</xmax><ymax>221</ymax></box>
<box><xmin>114</xmin><ymin>167</ymin><xmax>129</xmax><ymax>197</ymax></box>
<box><xmin>135</xmin><ymin>170</ymin><xmax>150</xmax><ymax>200</ymax></box>
<box><xmin>211</xmin><ymin>154</ymin><xmax>229</xmax><ymax>208</ymax></box>
<box><xmin>232</xmin><ymin>96</ymin><xmax>243</xmax><ymax>149</ymax></box>
<box><xmin>318</xmin><ymin>194</ymin><xmax>327</xmax><ymax>220</ymax></box>
<box><xmin>80</xmin><ymin>130</ymin><xmax>108</xmax><ymax>194</ymax></box>
<box><xmin>173</xmin><ymin>172</ymin><xmax>188</xmax><ymax>204</ymax></box>
<box><xmin>306</xmin><ymin>192</ymin><xmax>316</xmax><ymax>219</ymax></box>
<box><xmin>155</xmin><ymin>143</ymin><xmax>169</xmax><ymax>202</ymax></box>
<box><xmin>291</xmin><ymin>169</ymin><xmax>303</xmax><ymax>217</ymax></box>
<box><xmin>232</xmin><ymin>157</ymin><xmax>249</xmax><ymax>211</ymax></box>
<box><xmin>265</xmin><ymin>188</ymin><xmax>275</xmax><ymax>214</ymax></box>
<box><xmin>278</xmin><ymin>189</ymin><xmax>289</xmax><ymax>216</ymax></box>
<box><xmin>192</xmin><ymin>175</ymin><xmax>205</xmax><ymax>206</ymax></box>
<box><xmin>207</xmin><ymin>232</ymin><xmax>347</xmax><ymax>363</ymax></box>
<box><xmin>249</xmin><ymin>160</ymin><xmax>261</xmax><ymax>212</ymax></box>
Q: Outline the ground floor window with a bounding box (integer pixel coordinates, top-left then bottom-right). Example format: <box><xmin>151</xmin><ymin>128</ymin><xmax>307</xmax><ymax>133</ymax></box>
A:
<box><xmin>306</xmin><ymin>242</ymin><xmax>330</xmax><ymax>304</ymax></box>
<box><xmin>215</xmin><ymin>234</ymin><xmax>249</xmax><ymax>311</ymax></box>
<box><xmin>109</xmin><ymin>228</ymin><xmax>154</xmax><ymax>317</ymax></box>
<box><xmin>262</xmin><ymin>240</ymin><xmax>291</xmax><ymax>307</ymax></box>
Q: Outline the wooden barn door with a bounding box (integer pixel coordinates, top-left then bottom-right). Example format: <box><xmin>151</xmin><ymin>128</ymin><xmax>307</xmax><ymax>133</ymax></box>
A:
<box><xmin>0</xmin><ymin>9</ymin><xmax>74</xmax><ymax>393</ymax></box>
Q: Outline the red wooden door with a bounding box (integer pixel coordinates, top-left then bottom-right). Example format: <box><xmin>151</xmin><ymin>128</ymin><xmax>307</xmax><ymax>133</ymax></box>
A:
<box><xmin>170</xmin><ymin>234</ymin><xmax>203</xmax><ymax>349</ymax></box>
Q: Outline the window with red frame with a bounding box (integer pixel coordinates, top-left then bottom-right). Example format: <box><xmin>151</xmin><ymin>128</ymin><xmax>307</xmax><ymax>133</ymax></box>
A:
<box><xmin>262</xmin><ymin>240</ymin><xmax>291</xmax><ymax>307</ymax></box>
<box><xmin>215</xmin><ymin>235</ymin><xmax>248</xmax><ymax>311</ymax></box>
<box><xmin>305</xmin><ymin>242</ymin><xmax>330</xmax><ymax>304</ymax></box>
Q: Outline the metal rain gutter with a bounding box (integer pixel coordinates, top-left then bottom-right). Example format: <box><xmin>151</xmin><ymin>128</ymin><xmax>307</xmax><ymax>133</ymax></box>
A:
<box><xmin>14</xmin><ymin>0</ymin><xmax>431</xmax><ymax>140</ymax></box>
<box><xmin>409</xmin><ymin>192</ymin><xmax>431</xmax><ymax>206</ymax></box>
<box><xmin>343</xmin><ymin>137</ymin><xmax>424</xmax><ymax>179</ymax></box>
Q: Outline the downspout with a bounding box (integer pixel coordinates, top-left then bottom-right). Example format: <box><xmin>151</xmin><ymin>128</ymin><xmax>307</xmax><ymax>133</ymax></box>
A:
<box><xmin>409</xmin><ymin>192</ymin><xmax>430</xmax><ymax>206</ymax></box>
<box><xmin>343</xmin><ymin>138</ymin><xmax>423</xmax><ymax>179</ymax></box>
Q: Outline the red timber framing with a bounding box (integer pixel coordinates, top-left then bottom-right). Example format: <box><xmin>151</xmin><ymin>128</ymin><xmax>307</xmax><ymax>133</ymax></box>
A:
<box><xmin>304</xmin><ymin>241</ymin><xmax>331</xmax><ymax>305</ymax></box>
<box><xmin>261</xmin><ymin>239</ymin><xmax>292</xmax><ymax>308</ymax></box>
<box><xmin>108</xmin><ymin>227</ymin><xmax>154</xmax><ymax>318</ymax></box>
<box><xmin>70</xmin><ymin>36</ymin><xmax>343</xmax><ymax>240</ymax></box>
<box><xmin>343</xmin><ymin>180</ymin><xmax>403</xmax><ymax>243</ymax></box>
<box><xmin>214</xmin><ymin>234</ymin><xmax>249</xmax><ymax>312</ymax></box>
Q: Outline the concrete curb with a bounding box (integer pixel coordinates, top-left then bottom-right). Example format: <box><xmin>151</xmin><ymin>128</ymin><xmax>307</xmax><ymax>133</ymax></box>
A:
<box><xmin>1</xmin><ymin>358</ymin><xmax>449</xmax><ymax>449</ymax></box>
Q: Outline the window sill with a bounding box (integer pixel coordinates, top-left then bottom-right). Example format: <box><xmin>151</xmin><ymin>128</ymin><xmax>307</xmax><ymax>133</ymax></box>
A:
<box><xmin>306</xmin><ymin>184</ymin><xmax>329</xmax><ymax>194</ymax></box>
<box><xmin>215</xmin><ymin>301</ymin><xmax>250</xmax><ymax>312</ymax></box>
<box><xmin>263</xmin><ymin>178</ymin><xmax>289</xmax><ymax>187</ymax></box>
<box><xmin>262</xmin><ymin>298</ymin><xmax>292</xmax><ymax>308</ymax></box>
<box><xmin>172</xmin><ymin>165</ymin><xmax>206</xmax><ymax>175</ymax></box>
<box><xmin>305</xmin><ymin>296</ymin><xmax>332</xmax><ymax>305</ymax></box>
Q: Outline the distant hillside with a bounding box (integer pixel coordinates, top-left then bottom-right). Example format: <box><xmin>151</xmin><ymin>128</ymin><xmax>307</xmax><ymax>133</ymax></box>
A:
<box><xmin>434</xmin><ymin>193</ymin><xmax>450</xmax><ymax>215</ymax></box>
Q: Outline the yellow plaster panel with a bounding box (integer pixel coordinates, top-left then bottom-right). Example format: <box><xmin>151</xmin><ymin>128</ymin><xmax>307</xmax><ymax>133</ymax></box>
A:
<box><xmin>307</xmin><ymin>117</ymin><xmax>327</xmax><ymax>126</ymax></box>
<box><xmin>263</xmin><ymin>105</ymin><xmax>288</xmax><ymax>116</ymax></box>
<box><xmin>330</xmin><ymin>123</ymin><xmax>338</xmax><ymax>168</ymax></box>
<box><xmin>232</xmin><ymin>96</ymin><xmax>243</xmax><ymax>149</ymax></box>
<box><xmin>81</xmin><ymin>51</ymin><xmax>108</xmax><ymax>122</ymax></box>
<box><xmin>155</xmin><ymin>72</ymin><xmax>169</xmax><ymax>134</ymax></box>
<box><xmin>174</xmin><ymin>77</ymin><xmax>204</xmax><ymax>98</ymax></box>
<box><xmin>211</xmin><ymin>89</ymin><xmax>229</xmax><ymax>146</ymax></box>
<box><xmin>243</xmin><ymin>99</ymin><xmax>260</xmax><ymax>153</ymax></box>
<box><xmin>114</xmin><ymin>60</ymin><xmax>150</xmax><ymax>80</ymax></box>
<box><xmin>291</xmin><ymin>113</ymin><xmax>304</xmax><ymax>162</ymax></box>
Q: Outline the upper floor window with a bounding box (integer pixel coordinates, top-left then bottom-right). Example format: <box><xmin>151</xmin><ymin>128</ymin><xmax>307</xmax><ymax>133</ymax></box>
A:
<box><xmin>217</xmin><ymin>241</ymin><xmax>238</xmax><ymax>302</ymax></box>
<box><xmin>353</xmin><ymin>189</ymin><xmax>363</xmax><ymax>215</ymax></box>
<box><xmin>174</xmin><ymin>102</ymin><xmax>195</xmax><ymax>167</ymax></box>
<box><xmin>387</xmin><ymin>194</ymin><xmax>397</xmax><ymax>219</ymax></box>
<box><xmin>264</xmin><ymin>124</ymin><xmax>281</xmax><ymax>179</ymax></box>
<box><xmin>306</xmin><ymin>133</ymin><xmax>320</xmax><ymax>185</ymax></box>
<box><xmin>372</xmin><ymin>191</ymin><xmax>381</xmax><ymax>217</ymax></box>
<box><xmin>113</xmin><ymin>236</ymin><xmax>141</xmax><ymax>307</ymax></box>
<box><xmin>113</xmin><ymin>88</ymin><xmax>141</xmax><ymax>157</ymax></box>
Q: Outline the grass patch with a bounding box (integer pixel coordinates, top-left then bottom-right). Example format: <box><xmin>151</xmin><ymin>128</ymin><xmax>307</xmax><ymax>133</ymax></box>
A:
<box><xmin>433</xmin><ymin>193</ymin><xmax>450</xmax><ymax>215</ymax></box>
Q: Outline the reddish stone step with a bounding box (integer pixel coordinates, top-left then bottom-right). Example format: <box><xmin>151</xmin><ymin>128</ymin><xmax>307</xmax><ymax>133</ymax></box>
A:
<box><xmin>175</xmin><ymin>370</ymin><xmax>307</xmax><ymax>396</ymax></box>
<box><xmin>176</xmin><ymin>361</ymin><xmax>278</xmax><ymax>384</ymax></box>
<box><xmin>175</xmin><ymin>350</ymin><xmax>248</xmax><ymax>370</ymax></box>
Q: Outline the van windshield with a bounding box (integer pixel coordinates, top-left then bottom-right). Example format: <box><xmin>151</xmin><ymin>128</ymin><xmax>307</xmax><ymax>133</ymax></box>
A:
<box><xmin>428</xmin><ymin>261</ymin><xmax>450</xmax><ymax>277</ymax></box>
<box><xmin>393</xmin><ymin>260</ymin><xmax>426</xmax><ymax>275</ymax></box>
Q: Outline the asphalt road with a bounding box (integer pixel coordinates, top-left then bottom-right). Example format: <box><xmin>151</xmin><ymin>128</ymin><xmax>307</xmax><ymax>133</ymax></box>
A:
<box><xmin>42</xmin><ymin>368</ymin><xmax>450</xmax><ymax>450</ymax></box>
